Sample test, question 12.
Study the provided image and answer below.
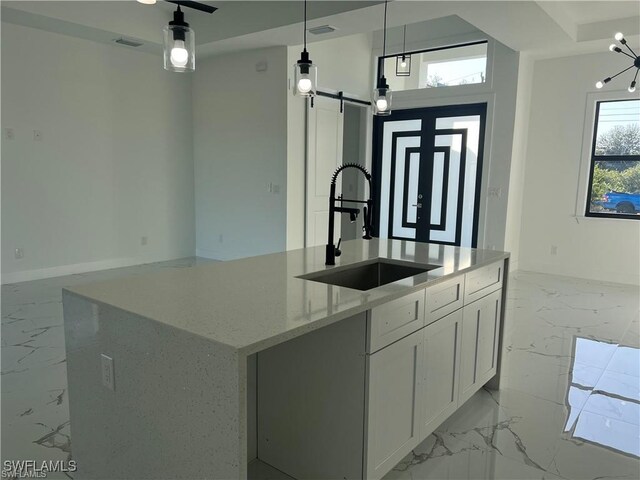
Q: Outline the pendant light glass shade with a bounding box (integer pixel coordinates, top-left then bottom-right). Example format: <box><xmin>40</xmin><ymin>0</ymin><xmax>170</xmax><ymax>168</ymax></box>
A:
<box><xmin>373</xmin><ymin>76</ymin><xmax>392</xmax><ymax>116</ymax></box>
<box><xmin>396</xmin><ymin>25</ymin><xmax>411</xmax><ymax>76</ymax></box>
<box><xmin>396</xmin><ymin>54</ymin><xmax>411</xmax><ymax>76</ymax></box>
<box><xmin>163</xmin><ymin>7</ymin><xmax>195</xmax><ymax>72</ymax></box>
<box><xmin>294</xmin><ymin>50</ymin><xmax>317</xmax><ymax>97</ymax></box>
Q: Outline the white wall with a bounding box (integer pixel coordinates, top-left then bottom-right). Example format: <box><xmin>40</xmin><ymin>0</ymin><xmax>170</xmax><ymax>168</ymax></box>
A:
<box><xmin>194</xmin><ymin>47</ymin><xmax>288</xmax><ymax>260</ymax></box>
<box><xmin>1</xmin><ymin>23</ymin><xmax>195</xmax><ymax>283</ymax></box>
<box><xmin>286</xmin><ymin>33</ymin><xmax>373</xmax><ymax>250</ymax></box>
<box><xmin>503</xmin><ymin>53</ymin><xmax>534</xmax><ymax>271</ymax></box>
<box><xmin>518</xmin><ymin>52</ymin><xmax>640</xmax><ymax>285</ymax></box>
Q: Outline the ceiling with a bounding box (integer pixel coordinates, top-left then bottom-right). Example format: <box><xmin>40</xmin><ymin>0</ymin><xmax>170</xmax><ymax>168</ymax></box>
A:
<box><xmin>550</xmin><ymin>1</ymin><xmax>639</xmax><ymax>25</ymax></box>
<box><xmin>1</xmin><ymin>1</ymin><xmax>638</xmax><ymax>59</ymax></box>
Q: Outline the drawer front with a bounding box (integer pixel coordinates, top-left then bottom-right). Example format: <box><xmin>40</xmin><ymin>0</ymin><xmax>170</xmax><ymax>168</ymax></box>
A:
<box><xmin>464</xmin><ymin>261</ymin><xmax>503</xmax><ymax>304</ymax></box>
<box><xmin>368</xmin><ymin>289</ymin><xmax>425</xmax><ymax>353</ymax></box>
<box><xmin>425</xmin><ymin>275</ymin><xmax>465</xmax><ymax>326</ymax></box>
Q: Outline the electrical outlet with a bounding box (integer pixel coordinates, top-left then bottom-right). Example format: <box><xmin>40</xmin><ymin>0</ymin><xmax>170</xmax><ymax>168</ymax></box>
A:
<box><xmin>5</xmin><ymin>128</ymin><xmax>14</xmax><ymax>140</ymax></box>
<box><xmin>550</xmin><ymin>245</ymin><xmax>558</xmax><ymax>256</ymax></box>
<box><xmin>272</xmin><ymin>184</ymin><xmax>280</xmax><ymax>194</ymax></box>
<box><xmin>14</xmin><ymin>248</ymin><xmax>24</xmax><ymax>259</ymax></box>
<box><xmin>33</xmin><ymin>130</ymin><xmax>43</xmax><ymax>141</ymax></box>
<box><xmin>141</xmin><ymin>236</ymin><xmax>148</xmax><ymax>246</ymax></box>
<box><xmin>101</xmin><ymin>354</ymin><xmax>115</xmax><ymax>391</ymax></box>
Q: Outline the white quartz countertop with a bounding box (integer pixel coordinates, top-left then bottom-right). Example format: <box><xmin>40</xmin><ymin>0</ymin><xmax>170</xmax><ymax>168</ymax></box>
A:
<box><xmin>65</xmin><ymin>239</ymin><xmax>509</xmax><ymax>355</ymax></box>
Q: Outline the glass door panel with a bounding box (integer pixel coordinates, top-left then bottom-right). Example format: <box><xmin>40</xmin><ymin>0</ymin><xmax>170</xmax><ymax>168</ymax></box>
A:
<box><xmin>372</xmin><ymin>104</ymin><xmax>486</xmax><ymax>247</ymax></box>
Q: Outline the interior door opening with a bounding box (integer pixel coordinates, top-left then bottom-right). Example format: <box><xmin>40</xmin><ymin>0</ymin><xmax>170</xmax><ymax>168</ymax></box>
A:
<box><xmin>305</xmin><ymin>98</ymin><xmax>370</xmax><ymax>247</ymax></box>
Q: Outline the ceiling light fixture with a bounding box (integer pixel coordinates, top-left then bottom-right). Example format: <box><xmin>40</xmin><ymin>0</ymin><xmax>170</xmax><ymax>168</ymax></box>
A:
<box><xmin>137</xmin><ymin>0</ymin><xmax>157</xmax><ymax>4</ymax></box>
<box><xmin>596</xmin><ymin>32</ymin><xmax>639</xmax><ymax>93</ymax></box>
<box><xmin>396</xmin><ymin>25</ymin><xmax>411</xmax><ymax>76</ymax></box>
<box><xmin>293</xmin><ymin>0</ymin><xmax>317</xmax><ymax>97</ymax></box>
<box><xmin>163</xmin><ymin>5</ymin><xmax>195</xmax><ymax>72</ymax></box>
<box><xmin>373</xmin><ymin>0</ymin><xmax>392</xmax><ymax>116</ymax></box>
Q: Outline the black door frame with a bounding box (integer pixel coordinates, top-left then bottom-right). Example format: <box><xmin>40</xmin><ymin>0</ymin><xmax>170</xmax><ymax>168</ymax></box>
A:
<box><xmin>372</xmin><ymin>103</ymin><xmax>487</xmax><ymax>247</ymax></box>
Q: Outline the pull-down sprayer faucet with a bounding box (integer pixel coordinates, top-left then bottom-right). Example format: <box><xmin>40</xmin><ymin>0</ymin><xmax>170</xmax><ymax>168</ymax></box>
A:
<box><xmin>326</xmin><ymin>163</ymin><xmax>374</xmax><ymax>265</ymax></box>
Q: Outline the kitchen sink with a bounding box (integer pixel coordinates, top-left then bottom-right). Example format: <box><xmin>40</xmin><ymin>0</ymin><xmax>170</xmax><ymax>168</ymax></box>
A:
<box><xmin>298</xmin><ymin>258</ymin><xmax>441</xmax><ymax>291</ymax></box>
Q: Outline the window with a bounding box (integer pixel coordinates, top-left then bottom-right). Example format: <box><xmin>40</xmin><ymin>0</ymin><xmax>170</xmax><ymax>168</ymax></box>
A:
<box><xmin>586</xmin><ymin>99</ymin><xmax>640</xmax><ymax>219</ymax></box>
<box><xmin>381</xmin><ymin>41</ymin><xmax>488</xmax><ymax>93</ymax></box>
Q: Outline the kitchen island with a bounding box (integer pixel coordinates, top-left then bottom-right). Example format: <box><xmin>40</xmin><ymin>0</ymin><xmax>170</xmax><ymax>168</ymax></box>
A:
<box><xmin>62</xmin><ymin>239</ymin><xmax>509</xmax><ymax>479</ymax></box>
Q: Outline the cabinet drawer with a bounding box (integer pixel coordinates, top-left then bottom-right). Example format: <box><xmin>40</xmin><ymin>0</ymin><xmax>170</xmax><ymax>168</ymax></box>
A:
<box><xmin>464</xmin><ymin>261</ymin><xmax>503</xmax><ymax>304</ymax></box>
<box><xmin>368</xmin><ymin>289</ymin><xmax>425</xmax><ymax>353</ymax></box>
<box><xmin>425</xmin><ymin>275</ymin><xmax>465</xmax><ymax>326</ymax></box>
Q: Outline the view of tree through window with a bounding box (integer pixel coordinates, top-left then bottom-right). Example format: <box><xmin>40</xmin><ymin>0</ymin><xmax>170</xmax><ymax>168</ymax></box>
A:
<box><xmin>587</xmin><ymin>99</ymin><xmax>640</xmax><ymax>218</ymax></box>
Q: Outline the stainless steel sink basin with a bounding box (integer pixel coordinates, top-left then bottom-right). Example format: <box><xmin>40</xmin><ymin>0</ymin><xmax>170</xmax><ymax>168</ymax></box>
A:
<box><xmin>298</xmin><ymin>258</ymin><xmax>441</xmax><ymax>291</ymax></box>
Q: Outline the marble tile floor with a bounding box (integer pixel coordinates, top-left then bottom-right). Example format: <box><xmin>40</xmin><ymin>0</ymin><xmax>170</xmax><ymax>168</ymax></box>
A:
<box><xmin>1</xmin><ymin>257</ymin><xmax>214</xmax><ymax>478</ymax></box>
<box><xmin>2</xmin><ymin>265</ymin><xmax>639</xmax><ymax>480</ymax></box>
<box><xmin>383</xmin><ymin>272</ymin><xmax>640</xmax><ymax>480</ymax></box>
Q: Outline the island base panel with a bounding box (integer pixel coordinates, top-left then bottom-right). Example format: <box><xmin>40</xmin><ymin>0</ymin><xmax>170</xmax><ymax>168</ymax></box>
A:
<box><xmin>63</xmin><ymin>291</ymin><xmax>247</xmax><ymax>479</ymax></box>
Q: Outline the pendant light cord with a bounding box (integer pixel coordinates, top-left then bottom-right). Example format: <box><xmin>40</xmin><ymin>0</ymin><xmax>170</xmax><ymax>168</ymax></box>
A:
<box><xmin>383</xmin><ymin>0</ymin><xmax>387</xmax><ymax>56</ymax></box>
<box><xmin>381</xmin><ymin>0</ymin><xmax>388</xmax><ymax>77</ymax></box>
<box><xmin>402</xmin><ymin>25</ymin><xmax>406</xmax><ymax>54</ymax></box>
<box><xmin>304</xmin><ymin>0</ymin><xmax>307</xmax><ymax>51</ymax></box>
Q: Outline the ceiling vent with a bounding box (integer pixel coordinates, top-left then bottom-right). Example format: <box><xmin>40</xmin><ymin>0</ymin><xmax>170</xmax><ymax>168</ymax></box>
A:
<box><xmin>308</xmin><ymin>25</ymin><xmax>337</xmax><ymax>35</ymax></box>
<box><xmin>114</xmin><ymin>38</ymin><xmax>144</xmax><ymax>48</ymax></box>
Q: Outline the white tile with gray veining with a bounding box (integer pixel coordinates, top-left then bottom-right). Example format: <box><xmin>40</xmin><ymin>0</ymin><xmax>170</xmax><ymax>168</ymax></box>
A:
<box><xmin>381</xmin><ymin>271</ymin><xmax>640</xmax><ymax>480</ymax></box>
<box><xmin>3</xmin><ymin>263</ymin><xmax>639</xmax><ymax>480</ymax></box>
<box><xmin>1</xmin><ymin>257</ymin><xmax>212</xmax><ymax>472</ymax></box>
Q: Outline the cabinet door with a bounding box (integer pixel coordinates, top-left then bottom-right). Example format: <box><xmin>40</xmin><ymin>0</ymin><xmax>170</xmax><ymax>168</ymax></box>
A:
<box><xmin>458</xmin><ymin>289</ymin><xmax>502</xmax><ymax>404</ymax></box>
<box><xmin>421</xmin><ymin>309</ymin><xmax>462</xmax><ymax>439</ymax></box>
<box><xmin>365</xmin><ymin>330</ymin><xmax>423</xmax><ymax>480</ymax></box>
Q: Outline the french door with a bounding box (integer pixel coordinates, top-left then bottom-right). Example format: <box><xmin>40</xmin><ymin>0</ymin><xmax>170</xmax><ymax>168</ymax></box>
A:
<box><xmin>372</xmin><ymin>104</ymin><xmax>486</xmax><ymax>247</ymax></box>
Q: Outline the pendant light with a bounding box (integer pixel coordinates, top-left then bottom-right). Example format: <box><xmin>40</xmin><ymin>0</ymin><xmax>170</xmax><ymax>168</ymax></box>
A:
<box><xmin>293</xmin><ymin>0</ymin><xmax>317</xmax><ymax>97</ymax></box>
<box><xmin>396</xmin><ymin>25</ymin><xmax>411</xmax><ymax>76</ymax></box>
<box><xmin>595</xmin><ymin>32</ymin><xmax>639</xmax><ymax>93</ymax></box>
<box><xmin>373</xmin><ymin>1</ymin><xmax>392</xmax><ymax>116</ymax></box>
<box><xmin>163</xmin><ymin>6</ymin><xmax>195</xmax><ymax>72</ymax></box>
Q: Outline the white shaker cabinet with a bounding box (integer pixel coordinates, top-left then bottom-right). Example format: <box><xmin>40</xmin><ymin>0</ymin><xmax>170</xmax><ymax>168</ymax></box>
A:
<box><xmin>365</xmin><ymin>329</ymin><xmax>423</xmax><ymax>480</ymax></box>
<box><xmin>458</xmin><ymin>289</ymin><xmax>502</xmax><ymax>405</ymax></box>
<box><xmin>421</xmin><ymin>308</ymin><xmax>463</xmax><ymax>439</ymax></box>
<box><xmin>256</xmin><ymin>258</ymin><xmax>507</xmax><ymax>480</ymax></box>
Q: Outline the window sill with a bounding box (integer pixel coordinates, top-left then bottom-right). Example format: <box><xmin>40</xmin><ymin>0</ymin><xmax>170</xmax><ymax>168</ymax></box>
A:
<box><xmin>572</xmin><ymin>215</ymin><xmax>640</xmax><ymax>224</ymax></box>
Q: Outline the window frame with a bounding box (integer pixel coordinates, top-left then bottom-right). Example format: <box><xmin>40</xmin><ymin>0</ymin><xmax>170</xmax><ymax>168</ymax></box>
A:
<box><xmin>584</xmin><ymin>98</ymin><xmax>640</xmax><ymax>220</ymax></box>
<box><xmin>377</xmin><ymin>40</ymin><xmax>489</xmax><ymax>91</ymax></box>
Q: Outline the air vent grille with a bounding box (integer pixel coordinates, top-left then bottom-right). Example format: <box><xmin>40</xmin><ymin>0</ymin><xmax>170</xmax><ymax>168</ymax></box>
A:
<box><xmin>308</xmin><ymin>25</ymin><xmax>337</xmax><ymax>35</ymax></box>
<box><xmin>114</xmin><ymin>38</ymin><xmax>143</xmax><ymax>48</ymax></box>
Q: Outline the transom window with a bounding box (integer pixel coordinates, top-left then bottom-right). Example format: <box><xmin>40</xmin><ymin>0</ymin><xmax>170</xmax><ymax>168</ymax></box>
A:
<box><xmin>586</xmin><ymin>99</ymin><xmax>640</xmax><ymax>219</ymax></box>
<box><xmin>380</xmin><ymin>41</ymin><xmax>488</xmax><ymax>93</ymax></box>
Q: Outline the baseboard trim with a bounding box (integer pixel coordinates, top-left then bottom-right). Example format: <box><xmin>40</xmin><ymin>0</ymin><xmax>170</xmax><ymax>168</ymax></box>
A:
<box><xmin>195</xmin><ymin>248</ymin><xmax>223</xmax><ymax>260</ymax></box>
<box><xmin>1</xmin><ymin>253</ymin><xmax>193</xmax><ymax>285</ymax></box>
<box><xmin>516</xmin><ymin>261</ymin><xmax>640</xmax><ymax>286</ymax></box>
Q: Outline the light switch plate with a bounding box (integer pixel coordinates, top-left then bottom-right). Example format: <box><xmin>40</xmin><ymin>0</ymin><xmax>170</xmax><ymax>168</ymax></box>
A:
<box><xmin>101</xmin><ymin>354</ymin><xmax>115</xmax><ymax>391</ymax></box>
